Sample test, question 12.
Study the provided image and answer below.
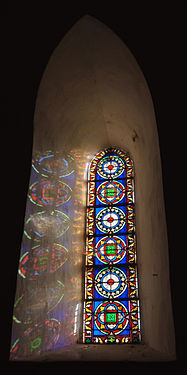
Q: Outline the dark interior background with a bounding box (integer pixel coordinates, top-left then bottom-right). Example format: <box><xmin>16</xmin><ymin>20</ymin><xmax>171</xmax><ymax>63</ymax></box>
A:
<box><xmin>2</xmin><ymin>2</ymin><xmax>185</xmax><ymax>371</ymax></box>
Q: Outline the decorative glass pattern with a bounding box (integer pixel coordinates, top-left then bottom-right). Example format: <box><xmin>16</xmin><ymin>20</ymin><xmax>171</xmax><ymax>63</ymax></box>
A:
<box><xmin>83</xmin><ymin>148</ymin><xmax>141</xmax><ymax>344</ymax></box>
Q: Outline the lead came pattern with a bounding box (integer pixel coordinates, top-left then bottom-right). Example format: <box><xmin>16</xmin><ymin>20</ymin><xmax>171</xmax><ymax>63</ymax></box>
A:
<box><xmin>95</xmin><ymin>235</ymin><xmax>126</xmax><ymax>265</ymax></box>
<box><xmin>96</xmin><ymin>207</ymin><xmax>126</xmax><ymax>234</ymax></box>
<box><xmin>95</xmin><ymin>267</ymin><xmax>127</xmax><ymax>298</ymax></box>
<box><xmin>84</xmin><ymin>148</ymin><xmax>141</xmax><ymax>344</ymax></box>
<box><xmin>96</xmin><ymin>180</ymin><xmax>125</xmax><ymax>204</ymax></box>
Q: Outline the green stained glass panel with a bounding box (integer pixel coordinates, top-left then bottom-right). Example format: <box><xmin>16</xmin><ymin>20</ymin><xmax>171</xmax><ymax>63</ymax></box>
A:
<box><xmin>105</xmin><ymin>312</ymin><xmax>117</xmax><ymax>323</ymax></box>
<box><xmin>105</xmin><ymin>244</ymin><xmax>116</xmax><ymax>255</ymax></box>
<box><xmin>106</xmin><ymin>188</ymin><xmax>115</xmax><ymax>197</ymax></box>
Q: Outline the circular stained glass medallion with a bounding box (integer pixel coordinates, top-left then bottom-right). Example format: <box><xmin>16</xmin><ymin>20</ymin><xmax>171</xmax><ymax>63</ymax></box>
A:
<box><xmin>24</xmin><ymin>210</ymin><xmax>70</xmax><ymax>241</ymax></box>
<box><xmin>29</xmin><ymin>180</ymin><xmax>72</xmax><ymax>207</ymax></box>
<box><xmin>96</xmin><ymin>207</ymin><xmax>126</xmax><ymax>234</ymax></box>
<box><xmin>95</xmin><ymin>236</ymin><xmax>126</xmax><ymax>264</ymax></box>
<box><xmin>95</xmin><ymin>267</ymin><xmax>127</xmax><ymax>298</ymax></box>
<box><xmin>95</xmin><ymin>300</ymin><xmax>129</xmax><ymax>335</ymax></box>
<box><xmin>96</xmin><ymin>180</ymin><xmax>125</xmax><ymax>204</ymax></box>
<box><xmin>97</xmin><ymin>155</ymin><xmax>125</xmax><ymax>179</ymax></box>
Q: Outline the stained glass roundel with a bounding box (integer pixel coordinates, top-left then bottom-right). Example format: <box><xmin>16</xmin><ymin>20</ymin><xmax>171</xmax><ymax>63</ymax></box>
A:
<box><xmin>96</xmin><ymin>181</ymin><xmax>125</xmax><ymax>204</ymax></box>
<box><xmin>97</xmin><ymin>155</ymin><xmax>125</xmax><ymax>179</ymax></box>
<box><xmin>96</xmin><ymin>207</ymin><xmax>126</xmax><ymax>233</ymax></box>
<box><xmin>95</xmin><ymin>267</ymin><xmax>127</xmax><ymax>298</ymax></box>
<box><xmin>95</xmin><ymin>300</ymin><xmax>129</xmax><ymax>335</ymax></box>
<box><xmin>96</xmin><ymin>236</ymin><xmax>126</xmax><ymax>264</ymax></box>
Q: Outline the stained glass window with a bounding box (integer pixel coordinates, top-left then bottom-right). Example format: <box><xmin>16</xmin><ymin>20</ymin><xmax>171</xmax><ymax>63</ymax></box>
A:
<box><xmin>83</xmin><ymin>148</ymin><xmax>141</xmax><ymax>344</ymax></box>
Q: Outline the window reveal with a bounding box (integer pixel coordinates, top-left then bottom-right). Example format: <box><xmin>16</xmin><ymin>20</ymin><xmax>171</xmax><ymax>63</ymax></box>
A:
<box><xmin>83</xmin><ymin>148</ymin><xmax>141</xmax><ymax>344</ymax></box>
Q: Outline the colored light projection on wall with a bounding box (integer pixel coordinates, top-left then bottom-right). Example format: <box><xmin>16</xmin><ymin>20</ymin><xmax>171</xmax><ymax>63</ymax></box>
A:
<box><xmin>10</xmin><ymin>151</ymin><xmax>78</xmax><ymax>360</ymax></box>
<box><xmin>83</xmin><ymin>148</ymin><xmax>141</xmax><ymax>344</ymax></box>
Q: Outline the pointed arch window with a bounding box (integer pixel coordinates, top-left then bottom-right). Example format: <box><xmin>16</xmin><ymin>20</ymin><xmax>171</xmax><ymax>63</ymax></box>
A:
<box><xmin>83</xmin><ymin>148</ymin><xmax>141</xmax><ymax>344</ymax></box>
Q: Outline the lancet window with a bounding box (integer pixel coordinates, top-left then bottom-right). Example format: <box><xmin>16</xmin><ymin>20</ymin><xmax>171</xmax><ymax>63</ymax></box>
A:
<box><xmin>83</xmin><ymin>148</ymin><xmax>141</xmax><ymax>344</ymax></box>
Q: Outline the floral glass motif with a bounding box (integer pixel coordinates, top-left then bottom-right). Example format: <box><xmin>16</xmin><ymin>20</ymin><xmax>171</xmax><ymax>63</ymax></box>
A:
<box><xmin>83</xmin><ymin>148</ymin><xmax>141</xmax><ymax>344</ymax></box>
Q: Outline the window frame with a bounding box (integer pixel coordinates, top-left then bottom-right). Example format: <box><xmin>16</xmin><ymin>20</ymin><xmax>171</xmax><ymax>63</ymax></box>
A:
<box><xmin>83</xmin><ymin>148</ymin><xmax>141</xmax><ymax>344</ymax></box>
